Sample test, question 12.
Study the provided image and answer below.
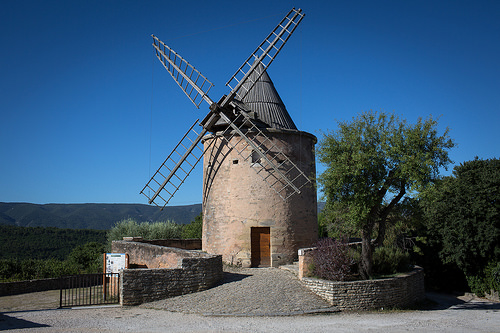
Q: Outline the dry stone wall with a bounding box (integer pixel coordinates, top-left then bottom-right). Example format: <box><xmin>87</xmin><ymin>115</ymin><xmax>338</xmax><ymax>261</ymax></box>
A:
<box><xmin>120</xmin><ymin>255</ymin><xmax>223</xmax><ymax>306</ymax></box>
<box><xmin>112</xmin><ymin>240</ymin><xmax>223</xmax><ymax>306</ymax></box>
<box><xmin>301</xmin><ymin>267</ymin><xmax>425</xmax><ymax>311</ymax></box>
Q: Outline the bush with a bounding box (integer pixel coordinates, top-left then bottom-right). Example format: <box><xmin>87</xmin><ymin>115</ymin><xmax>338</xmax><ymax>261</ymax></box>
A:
<box><xmin>312</xmin><ymin>237</ymin><xmax>355</xmax><ymax>281</ymax></box>
<box><xmin>0</xmin><ymin>258</ymin><xmax>79</xmax><ymax>282</ymax></box>
<box><xmin>67</xmin><ymin>242</ymin><xmax>105</xmax><ymax>274</ymax></box>
<box><xmin>486</xmin><ymin>262</ymin><xmax>500</xmax><ymax>293</ymax></box>
<box><xmin>107</xmin><ymin>218</ymin><xmax>183</xmax><ymax>245</ymax></box>
<box><xmin>465</xmin><ymin>262</ymin><xmax>500</xmax><ymax>297</ymax></box>
<box><xmin>182</xmin><ymin>213</ymin><xmax>202</xmax><ymax>239</ymax></box>
<box><xmin>372</xmin><ymin>246</ymin><xmax>411</xmax><ymax>275</ymax></box>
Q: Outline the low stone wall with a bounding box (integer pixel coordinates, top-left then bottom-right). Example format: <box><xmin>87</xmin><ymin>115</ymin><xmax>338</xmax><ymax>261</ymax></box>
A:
<box><xmin>301</xmin><ymin>267</ymin><xmax>425</xmax><ymax>311</ymax></box>
<box><xmin>0</xmin><ymin>277</ymin><xmax>66</xmax><ymax>296</ymax></box>
<box><xmin>112</xmin><ymin>240</ymin><xmax>205</xmax><ymax>269</ymax></box>
<box><xmin>113</xmin><ymin>241</ymin><xmax>223</xmax><ymax>306</ymax></box>
<box><xmin>298</xmin><ymin>246</ymin><xmax>425</xmax><ymax>310</ymax></box>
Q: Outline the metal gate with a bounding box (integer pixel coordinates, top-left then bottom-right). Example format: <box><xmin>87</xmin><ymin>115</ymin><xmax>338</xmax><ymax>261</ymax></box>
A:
<box><xmin>59</xmin><ymin>273</ymin><xmax>120</xmax><ymax>308</ymax></box>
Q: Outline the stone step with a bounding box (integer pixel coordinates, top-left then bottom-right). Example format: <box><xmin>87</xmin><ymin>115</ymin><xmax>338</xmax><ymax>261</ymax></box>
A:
<box><xmin>279</xmin><ymin>262</ymin><xmax>299</xmax><ymax>277</ymax></box>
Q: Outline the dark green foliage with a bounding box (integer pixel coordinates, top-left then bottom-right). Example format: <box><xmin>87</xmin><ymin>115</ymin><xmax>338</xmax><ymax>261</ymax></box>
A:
<box><xmin>0</xmin><ymin>202</ymin><xmax>202</xmax><ymax>229</ymax></box>
<box><xmin>372</xmin><ymin>246</ymin><xmax>411</xmax><ymax>275</ymax></box>
<box><xmin>486</xmin><ymin>262</ymin><xmax>500</xmax><ymax>293</ymax></box>
<box><xmin>0</xmin><ymin>241</ymin><xmax>106</xmax><ymax>282</ymax></box>
<box><xmin>421</xmin><ymin>157</ymin><xmax>500</xmax><ymax>294</ymax></box>
<box><xmin>312</xmin><ymin>237</ymin><xmax>355</xmax><ymax>281</ymax></box>
<box><xmin>67</xmin><ymin>242</ymin><xmax>105</xmax><ymax>274</ymax></box>
<box><xmin>181</xmin><ymin>213</ymin><xmax>202</xmax><ymax>239</ymax></box>
<box><xmin>0</xmin><ymin>258</ymin><xmax>78</xmax><ymax>282</ymax></box>
<box><xmin>0</xmin><ymin>225</ymin><xmax>107</xmax><ymax>260</ymax></box>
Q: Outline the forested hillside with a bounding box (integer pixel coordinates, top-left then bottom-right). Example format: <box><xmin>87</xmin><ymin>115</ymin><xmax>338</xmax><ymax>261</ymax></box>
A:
<box><xmin>0</xmin><ymin>202</ymin><xmax>202</xmax><ymax>230</ymax></box>
<box><xmin>0</xmin><ymin>225</ymin><xmax>107</xmax><ymax>260</ymax></box>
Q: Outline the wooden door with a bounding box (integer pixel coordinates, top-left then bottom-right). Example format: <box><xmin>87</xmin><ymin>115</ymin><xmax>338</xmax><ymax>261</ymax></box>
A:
<box><xmin>251</xmin><ymin>227</ymin><xmax>270</xmax><ymax>267</ymax></box>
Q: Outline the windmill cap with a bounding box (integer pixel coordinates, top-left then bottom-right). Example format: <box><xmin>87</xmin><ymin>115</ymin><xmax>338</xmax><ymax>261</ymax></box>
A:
<box><xmin>239</xmin><ymin>63</ymin><xmax>297</xmax><ymax>130</ymax></box>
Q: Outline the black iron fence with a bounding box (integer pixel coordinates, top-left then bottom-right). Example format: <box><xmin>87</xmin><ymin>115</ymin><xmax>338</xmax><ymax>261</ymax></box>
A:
<box><xmin>59</xmin><ymin>273</ymin><xmax>120</xmax><ymax>308</ymax></box>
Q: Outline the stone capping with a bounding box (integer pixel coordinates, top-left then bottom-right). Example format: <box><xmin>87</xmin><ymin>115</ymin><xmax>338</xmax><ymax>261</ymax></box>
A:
<box><xmin>112</xmin><ymin>240</ymin><xmax>208</xmax><ymax>269</ymax></box>
<box><xmin>298</xmin><ymin>247</ymin><xmax>425</xmax><ymax>311</ymax></box>
<box><xmin>112</xmin><ymin>241</ymin><xmax>223</xmax><ymax>306</ymax></box>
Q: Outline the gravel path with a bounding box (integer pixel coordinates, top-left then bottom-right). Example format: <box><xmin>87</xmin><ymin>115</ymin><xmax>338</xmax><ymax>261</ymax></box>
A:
<box><xmin>1</xmin><ymin>266</ymin><xmax>500</xmax><ymax>332</ymax></box>
<box><xmin>1</xmin><ymin>297</ymin><xmax>500</xmax><ymax>332</ymax></box>
<box><xmin>141</xmin><ymin>267</ymin><xmax>337</xmax><ymax>316</ymax></box>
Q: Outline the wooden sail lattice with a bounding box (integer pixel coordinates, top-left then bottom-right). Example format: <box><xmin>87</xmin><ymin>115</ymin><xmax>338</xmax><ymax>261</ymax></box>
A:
<box><xmin>140</xmin><ymin>120</ymin><xmax>207</xmax><ymax>208</ymax></box>
<box><xmin>218</xmin><ymin>110</ymin><xmax>311</xmax><ymax>200</ymax></box>
<box><xmin>143</xmin><ymin>8</ymin><xmax>307</xmax><ymax>208</ymax></box>
<box><xmin>225</xmin><ymin>8</ymin><xmax>304</xmax><ymax>103</ymax></box>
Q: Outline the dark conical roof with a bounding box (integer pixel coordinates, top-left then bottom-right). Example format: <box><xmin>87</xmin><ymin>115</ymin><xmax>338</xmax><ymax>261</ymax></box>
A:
<box><xmin>239</xmin><ymin>63</ymin><xmax>297</xmax><ymax>130</ymax></box>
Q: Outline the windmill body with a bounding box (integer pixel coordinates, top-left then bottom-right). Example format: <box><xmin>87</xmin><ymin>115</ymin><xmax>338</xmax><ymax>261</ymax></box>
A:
<box><xmin>142</xmin><ymin>8</ymin><xmax>318</xmax><ymax>267</ymax></box>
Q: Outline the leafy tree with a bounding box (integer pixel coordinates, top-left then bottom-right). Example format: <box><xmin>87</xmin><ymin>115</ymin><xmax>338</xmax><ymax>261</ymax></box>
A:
<box><xmin>317</xmin><ymin>110</ymin><xmax>454</xmax><ymax>278</ymax></box>
<box><xmin>421</xmin><ymin>157</ymin><xmax>500</xmax><ymax>295</ymax></box>
<box><xmin>67</xmin><ymin>241</ymin><xmax>105</xmax><ymax>273</ymax></box>
<box><xmin>181</xmin><ymin>213</ymin><xmax>203</xmax><ymax>239</ymax></box>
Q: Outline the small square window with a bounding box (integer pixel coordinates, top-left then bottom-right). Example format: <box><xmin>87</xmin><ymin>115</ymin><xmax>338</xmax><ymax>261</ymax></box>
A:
<box><xmin>251</xmin><ymin>150</ymin><xmax>261</xmax><ymax>164</ymax></box>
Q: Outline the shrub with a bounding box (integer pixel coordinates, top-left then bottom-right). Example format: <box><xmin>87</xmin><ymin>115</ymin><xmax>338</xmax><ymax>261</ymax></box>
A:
<box><xmin>0</xmin><ymin>258</ymin><xmax>80</xmax><ymax>282</ymax></box>
<box><xmin>485</xmin><ymin>262</ymin><xmax>500</xmax><ymax>293</ymax></box>
<box><xmin>107</xmin><ymin>218</ymin><xmax>183</xmax><ymax>245</ymax></box>
<box><xmin>67</xmin><ymin>242</ymin><xmax>105</xmax><ymax>274</ymax></box>
<box><xmin>372</xmin><ymin>246</ymin><xmax>411</xmax><ymax>275</ymax></box>
<box><xmin>312</xmin><ymin>237</ymin><xmax>355</xmax><ymax>281</ymax></box>
<box><xmin>182</xmin><ymin>213</ymin><xmax>202</xmax><ymax>239</ymax></box>
<box><xmin>465</xmin><ymin>262</ymin><xmax>500</xmax><ymax>297</ymax></box>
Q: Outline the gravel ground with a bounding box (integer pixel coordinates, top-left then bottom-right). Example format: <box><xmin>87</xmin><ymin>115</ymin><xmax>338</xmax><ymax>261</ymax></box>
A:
<box><xmin>141</xmin><ymin>267</ymin><xmax>336</xmax><ymax>316</ymax></box>
<box><xmin>1</xmin><ymin>266</ymin><xmax>499</xmax><ymax>332</ymax></box>
<box><xmin>1</xmin><ymin>299</ymin><xmax>499</xmax><ymax>332</ymax></box>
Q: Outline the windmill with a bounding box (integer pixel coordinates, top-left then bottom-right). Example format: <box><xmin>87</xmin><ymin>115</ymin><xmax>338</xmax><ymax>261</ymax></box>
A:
<box><xmin>141</xmin><ymin>8</ymin><xmax>318</xmax><ymax>267</ymax></box>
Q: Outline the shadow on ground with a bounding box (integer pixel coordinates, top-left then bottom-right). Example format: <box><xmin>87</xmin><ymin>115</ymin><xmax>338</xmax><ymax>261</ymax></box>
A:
<box><xmin>219</xmin><ymin>271</ymin><xmax>252</xmax><ymax>285</ymax></box>
<box><xmin>0</xmin><ymin>313</ymin><xmax>50</xmax><ymax>331</ymax></box>
<box><xmin>425</xmin><ymin>292</ymin><xmax>500</xmax><ymax>311</ymax></box>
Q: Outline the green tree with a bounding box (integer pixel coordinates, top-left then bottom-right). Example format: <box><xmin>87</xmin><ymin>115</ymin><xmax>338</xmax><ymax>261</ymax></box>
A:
<box><xmin>421</xmin><ymin>157</ymin><xmax>500</xmax><ymax>295</ymax></box>
<box><xmin>318</xmin><ymin>110</ymin><xmax>454</xmax><ymax>278</ymax></box>
<box><xmin>67</xmin><ymin>241</ymin><xmax>105</xmax><ymax>273</ymax></box>
<box><xmin>182</xmin><ymin>213</ymin><xmax>203</xmax><ymax>239</ymax></box>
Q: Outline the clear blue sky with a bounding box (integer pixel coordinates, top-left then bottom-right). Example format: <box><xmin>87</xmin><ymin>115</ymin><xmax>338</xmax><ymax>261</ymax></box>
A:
<box><xmin>1</xmin><ymin>0</ymin><xmax>499</xmax><ymax>205</ymax></box>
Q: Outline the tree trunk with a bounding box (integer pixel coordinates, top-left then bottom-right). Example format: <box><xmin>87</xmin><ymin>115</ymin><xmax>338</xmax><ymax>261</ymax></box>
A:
<box><xmin>360</xmin><ymin>227</ymin><xmax>373</xmax><ymax>279</ymax></box>
<box><xmin>374</xmin><ymin>218</ymin><xmax>386</xmax><ymax>247</ymax></box>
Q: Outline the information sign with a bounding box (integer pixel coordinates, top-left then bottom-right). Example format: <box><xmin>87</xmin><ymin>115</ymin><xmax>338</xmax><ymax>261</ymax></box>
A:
<box><xmin>105</xmin><ymin>253</ymin><xmax>128</xmax><ymax>273</ymax></box>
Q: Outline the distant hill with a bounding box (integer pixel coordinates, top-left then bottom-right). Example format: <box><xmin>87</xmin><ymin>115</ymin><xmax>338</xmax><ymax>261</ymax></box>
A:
<box><xmin>0</xmin><ymin>202</ymin><xmax>202</xmax><ymax>230</ymax></box>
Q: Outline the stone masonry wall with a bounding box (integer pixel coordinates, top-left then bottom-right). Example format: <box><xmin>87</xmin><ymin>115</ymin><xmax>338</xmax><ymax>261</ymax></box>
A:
<box><xmin>120</xmin><ymin>255</ymin><xmax>223</xmax><ymax>306</ymax></box>
<box><xmin>113</xmin><ymin>240</ymin><xmax>223</xmax><ymax>306</ymax></box>
<box><xmin>112</xmin><ymin>240</ymin><xmax>205</xmax><ymax>269</ymax></box>
<box><xmin>202</xmin><ymin>130</ymin><xmax>318</xmax><ymax>268</ymax></box>
<box><xmin>301</xmin><ymin>267</ymin><xmax>425</xmax><ymax>311</ymax></box>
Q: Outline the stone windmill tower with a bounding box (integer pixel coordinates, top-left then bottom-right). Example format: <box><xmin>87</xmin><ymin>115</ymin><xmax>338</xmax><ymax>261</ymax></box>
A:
<box><xmin>141</xmin><ymin>8</ymin><xmax>317</xmax><ymax>267</ymax></box>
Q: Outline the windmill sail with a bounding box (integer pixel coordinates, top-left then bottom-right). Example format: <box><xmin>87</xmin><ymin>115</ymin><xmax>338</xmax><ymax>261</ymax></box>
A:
<box><xmin>144</xmin><ymin>8</ymin><xmax>308</xmax><ymax>207</ymax></box>
<box><xmin>140</xmin><ymin>119</ymin><xmax>208</xmax><ymax>208</ymax></box>
<box><xmin>152</xmin><ymin>35</ymin><xmax>214</xmax><ymax>108</ymax></box>
<box><xmin>224</xmin><ymin>8</ymin><xmax>304</xmax><ymax>105</ymax></box>
<box><xmin>219</xmin><ymin>109</ymin><xmax>312</xmax><ymax>200</ymax></box>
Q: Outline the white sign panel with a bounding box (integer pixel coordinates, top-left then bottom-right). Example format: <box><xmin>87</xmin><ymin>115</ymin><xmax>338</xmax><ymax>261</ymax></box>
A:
<box><xmin>105</xmin><ymin>253</ymin><xmax>127</xmax><ymax>273</ymax></box>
